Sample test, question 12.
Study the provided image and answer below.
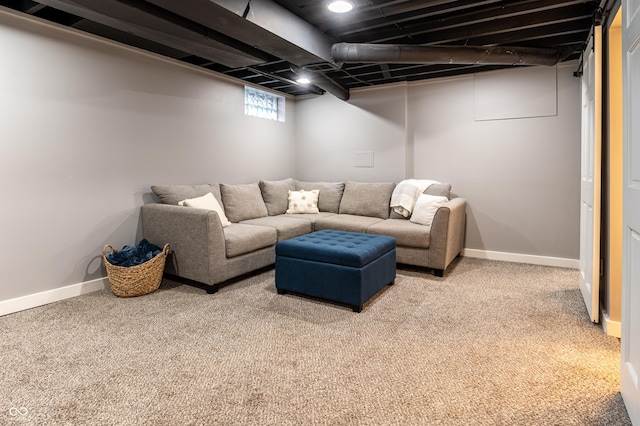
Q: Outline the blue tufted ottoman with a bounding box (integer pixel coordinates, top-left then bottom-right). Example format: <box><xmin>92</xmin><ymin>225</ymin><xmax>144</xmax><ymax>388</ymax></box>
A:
<box><xmin>275</xmin><ymin>230</ymin><xmax>396</xmax><ymax>312</ymax></box>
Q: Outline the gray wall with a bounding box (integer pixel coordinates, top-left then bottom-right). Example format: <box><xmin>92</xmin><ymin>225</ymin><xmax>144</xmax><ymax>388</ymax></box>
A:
<box><xmin>296</xmin><ymin>65</ymin><xmax>581</xmax><ymax>260</ymax></box>
<box><xmin>0</xmin><ymin>10</ymin><xmax>296</xmax><ymax>301</ymax></box>
<box><xmin>295</xmin><ymin>85</ymin><xmax>408</xmax><ymax>183</ymax></box>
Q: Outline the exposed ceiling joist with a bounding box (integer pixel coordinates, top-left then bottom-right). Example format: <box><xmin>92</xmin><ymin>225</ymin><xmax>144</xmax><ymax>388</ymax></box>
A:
<box><xmin>144</xmin><ymin>0</ymin><xmax>336</xmax><ymax>66</ymax></box>
<box><xmin>35</xmin><ymin>0</ymin><xmax>268</xmax><ymax>68</ymax></box>
<box><xmin>358</xmin><ymin>3</ymin><xmax>596</xmax><ymax>44</ymax></box>
<box><xmin>333</xmin><ymin>0</ymin><xmax>588</xmax><ymax>39</ymax></box>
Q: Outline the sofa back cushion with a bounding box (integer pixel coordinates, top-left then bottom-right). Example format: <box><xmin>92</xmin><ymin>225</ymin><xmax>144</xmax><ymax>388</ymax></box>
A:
<box><xmin>295</xmin><ymin>181</ymin><xmax>345</xmax><ymax>213</ymax></box>
<box><xmin>424</xmin><ymin>182</ymin><xmax>451</xmax><ymax>199</ymax></box>
<box><xmin>220</xmin><ymin>183</ymin><xmax>269</xmax><ymax>223</ymax></box>
<box><xmin>259</xmin><ymin>178</ymin><xmax>295</xmax><ymax>216</ymax></box>
<box><xmin>339</xmin><ymin>181</ymin><xmax>396</xmax><ymax>219</ymax></box>
<box><xmin>151</xmin><ymin>184</ymin><xmax>222</xmax><ymax>205</ymax></box>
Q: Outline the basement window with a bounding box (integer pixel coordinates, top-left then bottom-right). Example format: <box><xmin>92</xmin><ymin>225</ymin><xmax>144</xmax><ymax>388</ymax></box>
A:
<box><xmin>244</xmin><ymin>86</ymin><xmax>285</xmax><ymax>122</ymax></box>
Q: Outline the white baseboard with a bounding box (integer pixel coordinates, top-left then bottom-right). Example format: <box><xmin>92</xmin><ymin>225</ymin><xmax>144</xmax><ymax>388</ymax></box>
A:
<box><xmin>461</xmin><ymin>249</ymin><xmax>579</xmax><ymax>269</ymax></box>
<box><xmin>601</xmin><ymin>311</ymin><xmax>622</xmax><ymax>338</ymax></box>
<box><xmin>0</xmin><ymin>277</ymin><xmax>109</xmax><ymax>317</ymax></box>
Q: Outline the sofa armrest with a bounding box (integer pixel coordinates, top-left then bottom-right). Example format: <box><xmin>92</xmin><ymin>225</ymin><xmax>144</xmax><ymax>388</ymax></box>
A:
<box><xmin>428</xmin><ymin>198</ymin><xmax>466</xmax><ymax>273</ymax></box>
<box><xmin>141</xmin><ymin>203</ymin><xmax>227</xmax><ymax>286</ymax></box>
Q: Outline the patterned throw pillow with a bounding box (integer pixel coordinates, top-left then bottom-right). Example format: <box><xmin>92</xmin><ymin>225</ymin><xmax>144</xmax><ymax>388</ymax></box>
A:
<box><xmin>286</xmin><ymin>190</ymin><xmax>319</xmax><ymax>214</ymax></box>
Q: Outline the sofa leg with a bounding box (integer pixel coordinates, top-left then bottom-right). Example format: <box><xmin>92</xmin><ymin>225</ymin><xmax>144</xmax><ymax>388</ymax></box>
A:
<box><xmin>277</xmin><ymin>289</ymin><xmax>287</xmax><ymax>295</ymax></box>
<box><xmin>352</xmin><ymin>305</ymin><xmax>363</xmax><ymax>313</ymax></box>
<box><xmin>206</xmin><ymin>284</ymin><xmax>219</xmax><ymax>294</ymax></box>
<box><xmin>433</xmin><ymin>269</ymin><xmax>445</xmax><ymax>277</ymax></box>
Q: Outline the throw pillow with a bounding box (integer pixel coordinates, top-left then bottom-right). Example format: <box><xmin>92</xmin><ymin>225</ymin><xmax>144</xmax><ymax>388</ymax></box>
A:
<box><xmin>339</xmin><ymin>181</ymin><xmax>396</xmax><ymax>219</ymax></box>
<box><xmin>286</xmin><ymin>190</ymin><xmax>319</xmax><ymax>214</ymax></box>
<box><xmin>220</xmin><ymin>183</ymin><xmax>269</xmax><ymax>223</ymax></box>
<box><xmin>259</xmin><ymin>178</ymin><xmax>295</xmax><ymax>216</ymax></box>
<box><xmin>409</xmin><ymin>194</ymin><xmax>449</xmax><ymax>226</ymax></box>
<box><xmin>179</xmin><ymin>192</ymin><xmax>231</xmax><ymax>227</ymax></box>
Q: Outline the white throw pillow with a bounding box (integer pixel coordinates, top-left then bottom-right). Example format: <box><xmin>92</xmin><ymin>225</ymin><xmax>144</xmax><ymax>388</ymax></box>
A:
<box><xmin>179</xmin><ymin>192</ymin><xmax>232</xmax><ymax>227</ymax></box>
<box><xmin>286</xmin><ymin>189</ymin><xmax>319</xmax><ymax>214</ymax></box>
<box><xmin>409</xmin><ymin>194</ymin><xmax>448</xmax><ymax>226</ymax></box>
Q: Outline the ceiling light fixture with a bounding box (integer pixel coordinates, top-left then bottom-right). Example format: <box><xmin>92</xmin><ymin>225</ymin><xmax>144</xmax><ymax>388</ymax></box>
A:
<box><xmin>296</xmin><ymin>77</ymin><xmax>311</xmax><ymax>85</ymax></box>
<box><xmin>327</xmin><ymin>1</ymin><xmax>354</xmax><ymax>13</ymax></box>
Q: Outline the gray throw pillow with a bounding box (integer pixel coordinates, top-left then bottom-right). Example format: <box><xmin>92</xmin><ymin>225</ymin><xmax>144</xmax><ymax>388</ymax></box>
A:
<box><xmin>295</xmin><ymin>181</ymin><xmax>345</xmax><ymax>213</ymax></box>
<box><xmin>339</xmin><ymin>181</ymin><xmax>396</xmax><ymax>219</ymax></box>
<box><xmin>220</xmin><ymin>183</ymin><xmax>269</xmax><ymax>223</ymax></box>
<box><xmin>151</xmin><ymin>184</ymin><xmax>222</xmax><ymax>205</ymax></box>
<box><xmin>259</xmin><ymin>178</ymin><xmax>295</xmax><ymax>216</ymax></box>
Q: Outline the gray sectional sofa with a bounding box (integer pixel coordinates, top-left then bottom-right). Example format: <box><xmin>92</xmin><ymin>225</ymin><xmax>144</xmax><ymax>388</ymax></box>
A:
<box><xmin>141</xmin><ymin>178</ymin><xmax>466</xmax><ymax>293</ymax></box>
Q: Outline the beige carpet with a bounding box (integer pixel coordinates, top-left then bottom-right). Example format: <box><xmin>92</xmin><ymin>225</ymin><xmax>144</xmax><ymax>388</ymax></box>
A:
<box><xmin>0</xmin><ymin>257</ymin><xmax>631</xmax><ymax>425</ymax></box>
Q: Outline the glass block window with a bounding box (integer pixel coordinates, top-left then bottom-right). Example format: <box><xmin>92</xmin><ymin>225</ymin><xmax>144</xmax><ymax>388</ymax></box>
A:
<box><xmin>244</xmin><ymin>86</ymin><xmax>285</xmax><ymax>122</ymax></box>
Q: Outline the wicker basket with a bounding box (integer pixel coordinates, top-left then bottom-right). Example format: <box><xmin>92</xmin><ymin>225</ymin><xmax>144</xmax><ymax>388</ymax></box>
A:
<box><xmin>103</xmin><ymin>243</ymin><xmax>170</xmax><ymax>297</ymax></box>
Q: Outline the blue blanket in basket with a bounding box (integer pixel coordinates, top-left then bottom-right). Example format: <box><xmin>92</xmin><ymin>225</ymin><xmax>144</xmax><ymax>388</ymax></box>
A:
<box><xmin>108</xmin><ymin>239</ymin><xmax>162</xmax><ymax>267</ymax></box>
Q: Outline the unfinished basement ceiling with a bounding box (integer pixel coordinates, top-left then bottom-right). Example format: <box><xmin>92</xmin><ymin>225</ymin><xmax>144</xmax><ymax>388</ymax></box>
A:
<box><xmin>0</xmin><ymin>0</ymin><xmax>600</xmax><ymax>100</ymax></box>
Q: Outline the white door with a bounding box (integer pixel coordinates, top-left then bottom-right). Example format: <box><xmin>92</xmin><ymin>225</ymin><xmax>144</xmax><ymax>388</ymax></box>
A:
<box><xmin>579</xmin><ymin>26</ymin><xmax>602</xmax><ymax>323</ymax></box>
<box><xmin>621</xmin><ymin>0</ymin><xmax>640</xmax><ymax>421</ymax></box>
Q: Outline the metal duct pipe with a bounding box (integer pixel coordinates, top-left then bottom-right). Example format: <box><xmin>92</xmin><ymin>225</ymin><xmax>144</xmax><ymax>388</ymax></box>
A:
<box><xmin>331</xmin><ymin>43</ymin><xmax>569</xmax><ymax>67</ymax></box>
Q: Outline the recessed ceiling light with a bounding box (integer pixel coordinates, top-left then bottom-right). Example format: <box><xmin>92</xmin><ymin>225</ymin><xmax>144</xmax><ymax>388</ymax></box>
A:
<box><xmin>296</xmin><ymin>77</ymin><xmax>311</xmax><ymax>85</ymax></box>
<box><xmin>327</xmin><ymin>1</ymin><xmax>354</xmax><ymax>13</ymax></box>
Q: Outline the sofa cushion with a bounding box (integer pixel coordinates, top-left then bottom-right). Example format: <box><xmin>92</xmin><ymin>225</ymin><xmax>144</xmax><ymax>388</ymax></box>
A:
<box><xmin>410</xmin><ymin>194</ymin><xmax>449</xmax><ymax>226</ymax></box>
<box><xmin>220</xmin><ymin>183</ymin><xmax>269</xmax><ymax>223</ymax></box>
<box><xmin>223</xmin><ymin>224</ymin><xmax>277</xmax><ymax>258</ymax></box>
<box><xmin>286</xmin><ymin>190</ymin><xmax>319</xmax><ymax>214</ymax></box>
<box><xmin>151</xmin><ymin>184</ymin><xmax>222</xmax><ymax>206</ymax></box>
<box><xmin>178</xmin><ymin>192</ymin><xmax>231</xmax><ymax>227</ymax></box>
<box><xmin>295</xmin><ymin>181</ymin><xmax>345</xmax><ymax>213</ymax></box>
<box><xmin>339</xmin><ymin>181</ymin><xmax>396</xmax><ymax>219</ymax></box>
<box><xmin>367</xmin><ymin>219</ymin><xmax>431</xmax><ymax>249</ymax></box>
<box><xmin>314</xmin><ymin>214</ymin><xmax>383</xmax><ymax>234</ymax></box>
<box><xmin>240</xmin><ymin>216</ymin><xmax>313</xmax><ymax>242</ymax></box>
<box><xmin>278</xmin><ymin>212</ymin><xmax>337</xmax><ymax>226</ymax></box>
<box><xmin>259</xmin><ymin>178</ymin><xmax>295</xmax><ymax>216</ymax></box>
